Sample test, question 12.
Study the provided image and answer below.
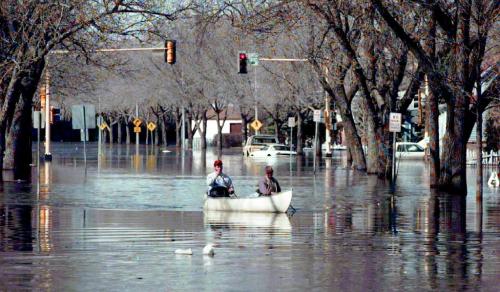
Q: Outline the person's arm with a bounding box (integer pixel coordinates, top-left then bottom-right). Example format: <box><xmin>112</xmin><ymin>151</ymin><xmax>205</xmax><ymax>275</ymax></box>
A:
<box><xmin>259</xmin><ymin>177</ymin><xmax>270</xmax><ymax>195</ymax></box>
<box><xmin>226</xmin><ymin>176</ymin><xmax>234</xmax><ymax>193</ymax></box>
<box><xmin>207</xmin><ymin>173</ymin><xmax>216</xmax><ymax>187</ymax></box>
<box><xmin>275</xmin><ymin>179</ymin><xmax>281</xmax><ymax>193</ymax></box>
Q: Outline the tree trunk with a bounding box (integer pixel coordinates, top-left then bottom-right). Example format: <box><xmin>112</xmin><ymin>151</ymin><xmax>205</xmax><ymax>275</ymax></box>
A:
<box><xmin>428</xmin><ymin>90</ymin><xmax>440</xmax><ymax>187</ymax></box>
<box><xmin>11</xmin><ymin>90</ymin><xmax>34</xmax><ymax>180</ymax></box>
<box><xmin>365</xmin><ymin>116</ymin><xmax>378</xmax><ymax>174</ymax></box>
<box><xmin>175</xmin><ymin>112</ymin><xmax>182</xmax><ymax>148</ymax></box>
<box><xmin>274</xmin><ymin>120</ymin><xmax>279</xmax><ymax>140</ymax></box>
<box><xmin>439</xmin><ymin>94</ymin><xmax>468</xmax><ymax>192</ymax></box>
<box><xmin>201</xmin><ymin>114</ymin><xmax>207</xmax><ymax>150</ymax></box>
<box><xmin>187</xmin><ymin>117</ymin><xmax>193</xmax><ymax>150</ymax></box>
<box><xmin>0</xmin><ymin>67</ymin><xmax>22</xmax><ymax>180</ymax></box>
<box><xmin>109</xmin><ymin>121</ymin><xmax>114</xmax><ymax>145</ymax></box>
<box><xmin>117</xmin><ymin>119</ymin><xmax>122</xmax><ymax>144</ymax></box>
<box><xmin>296</xmin><ymin>112</ymin><xmax>303</xmax><ymax>155</ymax></box>
<box><xmin>161</xmin><ymin>116</ymin><xmax>168</xmax><ymax>147</ymax></box>
<box><xmin>341</xmin><ymin>112</ymin><xmax>366</xmax><ymax>171</ymax></box>
<box><xmin>125</xmin><ymin>122</ymin><xmax>131</xmax><ymax>144</ymax></box>
<box><xmin>216</xmin><ymin>113</ymin><xmax>223</xmax><ymax>152</ymax></box>
<box><xmin>476</xmin><ymin>104</ymin><xmax>483</xmax><ymax>199</ymax></box>
<box><xmin>6</xmin><ymin>61</ymin><xmax>44</xmax><ymax>180</ymax></box>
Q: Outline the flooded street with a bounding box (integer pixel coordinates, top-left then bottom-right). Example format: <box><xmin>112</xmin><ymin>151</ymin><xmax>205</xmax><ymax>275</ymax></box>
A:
<box><xmin>1</xmin><ymin>143</ymin><xmax>499</xmax><ymax>291</ymax></box>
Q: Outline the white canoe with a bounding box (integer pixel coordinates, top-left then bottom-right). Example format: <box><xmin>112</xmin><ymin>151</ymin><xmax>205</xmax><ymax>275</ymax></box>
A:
<box><xmin>203</xmin><ymin>190</ymin><xmax>292</xmax><ymax>213</ymax></box>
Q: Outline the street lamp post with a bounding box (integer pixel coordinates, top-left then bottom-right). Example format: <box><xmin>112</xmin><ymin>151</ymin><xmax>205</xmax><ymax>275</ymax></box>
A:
<box><xmin>44</xmin><ymin>69</ymin><xmax>52</xmax><ymax>161</ymax></box>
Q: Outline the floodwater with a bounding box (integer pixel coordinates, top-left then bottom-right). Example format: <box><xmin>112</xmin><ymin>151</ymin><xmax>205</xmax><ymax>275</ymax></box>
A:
<box><xmin>0</xmin><ymin>143</ymin><xmax>499</xmax><ymax>291</ymax></box>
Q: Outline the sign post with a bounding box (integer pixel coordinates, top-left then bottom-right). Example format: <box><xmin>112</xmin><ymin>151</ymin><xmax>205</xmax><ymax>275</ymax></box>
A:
<box><xmin>72</xmin><ymin>104</ymin><xmax>96</xmax><ymax>167</ymax></box>
<box><xmin>288</xmin><ymin>117</ymin><xmax>295</xmax><ymax>171</ymax></box>
<box><xmin>313</xmin><ymin>110</ymin><xmax>322</xmax><ymax>174</ymax></box>
<box><xmin>389</xmin><ymin>112</ymin><xmax>402</xmax><ymax>184</ymax></box>
<box><xmin>33</xmin><ymin>111</ymin><xmax>42</xmax><ymax>195</ymax></box>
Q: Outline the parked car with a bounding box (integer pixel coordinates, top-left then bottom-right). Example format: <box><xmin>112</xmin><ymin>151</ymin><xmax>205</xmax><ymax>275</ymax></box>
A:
<box><xmin>243</xmin><ymin>135</ymin><xmax>279</xmax><ymax>156</ymax></box>
<box><xmin>249</xmin><ymin>144</ymin><xmax>297</xmax><ymax>158</ymax></box>
<box><xmin>396</xmin><ymin>142</ymin><xmax>425</xmax><ymax>160</ymax></box>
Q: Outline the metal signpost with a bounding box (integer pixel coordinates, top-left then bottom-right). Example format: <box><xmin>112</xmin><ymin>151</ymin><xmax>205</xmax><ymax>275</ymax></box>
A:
<box><xmin>389</xmin><ymin>112</ymin><xmax>402</xmax><ymax>184</ymax></box>
<box><xmin>33</xmin><ymin>110</ymin><xmax>43</xmax><ymax>195</ymax></box>
<box><xmin>72</xmin><ymin>104</ymin><xmax>96</xmax><ymax>167</ymax></box>
<box><xmin>313</xmin><ymin>110</ymin><xmax>322</xmax><ymax>174</ymax></box>
<box><xmin>147</xmin><ymin>122</ymin><xmax>157</xmax><ymax>145</ymax></box>
<box><xmin>288</xmin><ymin>117</ymin><xmax>295</xmax><ymax>171</ymax></box>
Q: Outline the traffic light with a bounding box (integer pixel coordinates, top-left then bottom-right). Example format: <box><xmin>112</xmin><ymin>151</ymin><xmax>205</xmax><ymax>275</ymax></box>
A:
<box><xmin>165</xmin><ymin>40</ymin><xmax>176</xmax><ymax>64</ymax></box>
<box><xmin>238</xmin><ymin>51</ymin><xmax>248</xmax><ymax>74</ymax></box>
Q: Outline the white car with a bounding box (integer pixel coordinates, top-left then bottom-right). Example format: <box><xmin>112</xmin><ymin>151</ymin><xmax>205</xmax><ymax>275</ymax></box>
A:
<box><xmin>249</xmin><ymin>144</ymin><xmax>297</xmax><ymax>158</ymax></box>
<box><xmin>396</xmin><ymin>142</ymin><xmax>425</xmax><ymax>160</ymax></box>
<box><xmin>243</xmin><ymin>135</ymin><xmax>280</xmax><ymax>156</ymax></box>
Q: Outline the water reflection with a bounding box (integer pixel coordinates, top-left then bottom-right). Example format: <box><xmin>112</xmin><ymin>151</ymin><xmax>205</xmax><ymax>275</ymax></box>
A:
<box><xmin>204</xmin><ymin>211</ymin><xmax>292</xmax><ymax>231</ymax></box>
<box><xmin>0</xmin><ymin>144</ymin><xmax>497</xmax><ymax>290</ymax></box>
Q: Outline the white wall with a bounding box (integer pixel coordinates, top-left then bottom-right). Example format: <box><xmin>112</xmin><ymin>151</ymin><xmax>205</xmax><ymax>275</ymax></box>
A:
<box><xmin>193</xmin><ymin>119</ymin><xmax>241</xmax><ymax>143</ymax></box>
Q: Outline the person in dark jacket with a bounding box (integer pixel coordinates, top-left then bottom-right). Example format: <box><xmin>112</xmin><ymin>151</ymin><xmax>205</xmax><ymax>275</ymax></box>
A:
<box><xmin>258</xmin><ymin>165</ymin><xmax>281</xmax><ymax>196</ymax></box>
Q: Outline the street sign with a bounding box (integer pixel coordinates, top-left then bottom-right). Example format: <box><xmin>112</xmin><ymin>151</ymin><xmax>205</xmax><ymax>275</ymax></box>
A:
<box><xmin>389</xmin><ymin>112</ymin><xmax>402</xmax><ymax>132</ymax></box>
<box><xmin>250</xmin><ymin>119</ymin><xmax>263</xmax><ymax>131</ymax></box>
<box><xmin>134</xmin><ymin>126</ymin><xmax>141</xmax><ymax>133</ymax></box>
<box><xmin>71</xmin><ymin>104</ymin><xmax>96</xmax><ymax>129</ymax></box>
<box><xmin>33</xmin><ymin>111</ymin><xmax>45</xmax><ymax>129</ymax></box>
<box><xmin>288</xmin><ymin>117</ymin><xmax>295</xmax><ymax>127</ymax></box>
<box><xmin>100</xmin><ymin>121</ymin><xmax>109</xmax><ymax>130</ymax></box>
<box><xmin>147</xmin><ymin>122</ymin><xmax>157</xmax><ymax>131</ymax></box>
<box><xmin>248</xmin><ymin>53</ymin><xmax>259</xmax><ymax>66</ymax></box>
<box><xmin>133</xmin><ymin>118</ymin><xmax>142</xmax><ymax>127</ymax></box>
<box><xmin>313</xmin><ymin>110</ymin><xmax>323</xmax><ymax>123</ymax></box>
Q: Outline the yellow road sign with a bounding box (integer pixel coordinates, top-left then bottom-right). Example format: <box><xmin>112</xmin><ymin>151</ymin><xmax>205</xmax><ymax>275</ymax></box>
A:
<box><xmin>134</xmin><ymin>126</ymin><xmax>141</xmax><ymax>133</ymax></box>
<box><xmin>100</xmin><ymin>121</ymin><xmax>109</xmax><ymax>131</ymax></box>
<box><xmin>133</xmin><ymin>118</ymin><xmax>142</xmax><ymax>127</ymax></box>
<box><xmin>250</xmin><ymin>119</ymin><xmax>263</xmax><ymax>131</ymax></box>
<box><xmin>147</xmin><ymin>122</ymin><xmax>157</xmax><ymax>131</ymax></box>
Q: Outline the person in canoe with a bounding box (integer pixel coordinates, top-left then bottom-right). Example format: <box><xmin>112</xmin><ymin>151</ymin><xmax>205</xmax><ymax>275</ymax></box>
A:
<box><xmin>207</xmin><ymin>159</ymin><xmax>235</xmax><ymax>197</ymax></box>
<box><xmin>258</xmin><ymin>165</ymin><xmax>281</xmax><ymax>196</ymax></box>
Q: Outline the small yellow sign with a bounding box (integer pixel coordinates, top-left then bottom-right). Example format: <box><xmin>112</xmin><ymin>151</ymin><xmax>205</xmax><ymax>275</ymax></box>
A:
<box><xmin>134</xmin><ymin>126</ymin><xmax>141</xmax><ymax>133</ymax></box>
<box><xmin>250</xmin><ymin>119</ymin><xmax>263</xmax><ymax>131</ymax></box>
<box><xmin>147</xmin><ymin>122</ymin><xmax>157</xmax><ymax>131</ymax></box>
<box><xmin>100</xmin><ymin>121</ymin><xmax>109</xmax><ymax>131</ymax></box>
<box><xmin>133</xmin><ymin>118</ymin><xmax>142</xmax><ymax>127</ymax></box>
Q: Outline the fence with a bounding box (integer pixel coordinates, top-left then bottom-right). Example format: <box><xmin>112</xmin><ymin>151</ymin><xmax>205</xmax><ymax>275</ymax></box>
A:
<box><xmin>466</xmin><ymin>149</ymin><xmax>499</xmax><ymax>166</ymax></box>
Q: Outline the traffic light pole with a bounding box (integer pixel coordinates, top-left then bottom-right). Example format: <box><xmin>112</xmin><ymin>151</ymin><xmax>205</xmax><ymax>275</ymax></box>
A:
<box><xmin>136</xmin><ymin>102</ymin><xmax>139</xmax><ymax>155</ymax></box>
<box><xmin>254</xmin><ymin>65</ymin><xmax>259</xmax><ymax>135</ymax></box>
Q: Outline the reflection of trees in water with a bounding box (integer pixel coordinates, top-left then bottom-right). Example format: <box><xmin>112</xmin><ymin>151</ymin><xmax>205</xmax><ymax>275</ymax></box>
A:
<box><xmin>421</xmin><ymin>193</ymin><xmax>485</xmax><ymax>290</ymax></box>
<box><xmin>0</xmin><ymin>204</ymin><xmax>33</xmax><ymax>252</ymax></box>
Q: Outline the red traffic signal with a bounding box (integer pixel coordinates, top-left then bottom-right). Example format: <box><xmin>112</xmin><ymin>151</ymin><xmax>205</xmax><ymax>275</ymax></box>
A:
<box><xmin>238</xmin><ymin>51</ymin><xmax>248</xmax><ymax>74</ymax></box>
<box><xmin>165</xmin><ymin>40</ymin><xmax>176</xmax><ymax>64</ymax></box>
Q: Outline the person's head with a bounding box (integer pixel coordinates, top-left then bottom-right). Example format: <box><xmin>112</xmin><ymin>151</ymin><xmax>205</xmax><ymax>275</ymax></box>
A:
<box><xmin>265</xmin><ymin>165</ymin><xmax>274</xmax><ymax>178</ymax></box>
<box><xmin>214</xmin><ymin>159</ymin><xmax>223</xmax><ymax>174</ymax></box>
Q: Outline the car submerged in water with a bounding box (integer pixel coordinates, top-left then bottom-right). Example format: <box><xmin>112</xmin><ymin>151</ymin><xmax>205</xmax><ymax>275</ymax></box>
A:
<box><xmin>243</xmin><ymin>135</ymin><xmax>280</xmax><ymax>156</ymax></box>
<box><xmin>396</xmin><ymin>142</ymin><xmax>426</xmax><ymax>160</ymax></box>
<box><xmin>249</xmin><ymin>144</ymin><xmax>297</xmax><ymax>158</ymax></box>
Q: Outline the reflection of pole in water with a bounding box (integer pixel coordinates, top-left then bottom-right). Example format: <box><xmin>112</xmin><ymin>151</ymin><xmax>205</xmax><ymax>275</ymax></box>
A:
<box><xmin>44</xmin><ymin>161</ymin><xmax>51</xmax><ymax>187</ymax></box>
<box><xmin>38</xmin><ymin>205</ymin><xmax>52</xmax><ymax>253</ymax></box>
